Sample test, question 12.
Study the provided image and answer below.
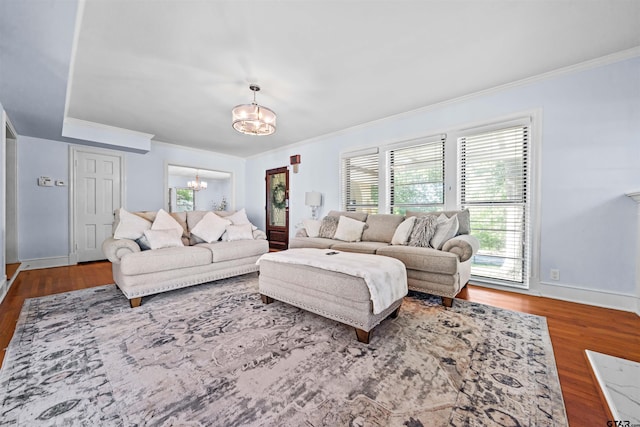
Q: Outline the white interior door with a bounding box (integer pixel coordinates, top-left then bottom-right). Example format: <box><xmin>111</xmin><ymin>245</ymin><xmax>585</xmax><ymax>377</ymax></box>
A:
<box><xmin>74</xmin><ymin>148</ymin><xmax>123</xmax><ymax>262</ymax></box>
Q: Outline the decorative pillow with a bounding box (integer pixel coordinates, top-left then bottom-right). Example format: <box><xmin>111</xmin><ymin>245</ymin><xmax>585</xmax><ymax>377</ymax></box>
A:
<box><xmin>143</xmin><ymin>229</ymin><xmax>184</xmax><ymax>250</ymax></box>
<box><xmin>225</xmin><ymin>224</ymin><xmax>254</xmax><ymax>241</ymax></box>
<box><xmin>135</xmin><ymin>236</ymin><xmax>152</xmax><ymax>251</ymax></box>
<box><xmin>191</xmin><ymin>212</ymin><xmax>231</xmax><ymax>243</ymax></box>
<box><xmin>152</xmin><ymin>209</ymin><xmax>184</xmax><ymax>239</ymax></box>
<box><xmin>114</xmin><ymin>208</ymin><xmax>151</xmax><ymax>240</ymax></box>
<box><xmin>391</xmin><ymin>216</ymin><xmax>416</xmax><ymax>245</ymax></box>
<box><xmin>333</xmin><ymin>216</ymin><xmax>367</xmax><ymax>242</ymax></box>
<box><xmin>430</xmin><ymin>214</ymin><xmax>459</xmax><ymax>250</ymax></box>
<box><xmin>408</xmin><ymin>215</ymin><xmax>439</xmax><ymax>248</ymax></box>
<box><xmin>318</xmin><ymin>216</ymin><xmax>340</xmax><ymax>239</ymax></box>
<box><xmin>303</xmin><ymin>219</ymin><xmax>322</xmax><ymax>238</ymax></box>
<box><xmin>226</xmin><ymin>208</ymin><xmax>258</xmax><ymax>230</ymax></box>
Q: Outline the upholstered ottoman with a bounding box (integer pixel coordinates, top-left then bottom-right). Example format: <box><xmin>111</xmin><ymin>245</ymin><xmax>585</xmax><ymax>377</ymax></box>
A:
<box><xmin>257</xmin><ymin>248</ymin><xmax>408</xmax><ymax>343</ymax></box>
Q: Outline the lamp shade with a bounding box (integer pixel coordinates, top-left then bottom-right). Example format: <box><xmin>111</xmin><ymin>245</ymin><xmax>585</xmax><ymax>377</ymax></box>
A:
<box><xmin>232</xmin><ymin>85</ymin><xmax>276</xmax><ymax>136</ymax></box>
<box><xmin>231</xmin><ymin>103</ymin><xmax>276</xmax><ymax>135</ymax></box>
<box><xmin>305</xmin><ymin>191</ymin><xmax>322</xmax><ymax>207</ymax></box>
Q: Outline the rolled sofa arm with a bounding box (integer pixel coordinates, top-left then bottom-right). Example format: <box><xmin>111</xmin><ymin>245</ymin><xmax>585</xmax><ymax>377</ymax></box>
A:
<box><xmin>442</xmin><ymin>234</ymin><xmax>480</xmax><ymax>263</ymax></box>
<box><xmin>102</xmin><ymin>237</ymin><xmax>141</xmax><ymax>263</ymax></box>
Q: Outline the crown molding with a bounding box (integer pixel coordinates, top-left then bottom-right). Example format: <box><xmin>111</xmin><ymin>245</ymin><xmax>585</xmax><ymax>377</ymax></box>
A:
<box><xmin>248</xmin><ymin>46</ymin><xmax>640</xmax><ymax>159</ymax></box>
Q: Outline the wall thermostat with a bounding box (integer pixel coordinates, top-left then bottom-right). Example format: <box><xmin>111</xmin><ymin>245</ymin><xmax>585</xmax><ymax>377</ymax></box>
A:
<box><xmin>38</xmin><ymin>176</ymin><xmax>53</xmax><ymax>187</ymax></box>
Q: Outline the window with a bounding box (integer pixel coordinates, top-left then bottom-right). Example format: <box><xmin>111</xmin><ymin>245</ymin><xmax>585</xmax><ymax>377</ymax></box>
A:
<box><xmin>341</xmin><ymin>148</ymin><xmax>379</xmax><ymax>213</ymax></box>
<box><xmin>458</xmin><ymin>123</ymin><xmax>530</xmax><ymax>286</ymax></box>
<box><xmin>171</xmin><ymin>188</ymin><xmax>195</xmax><ymax>212</ymax></box>
<box><xmin>387</xmin><ymin>135</ymin><xmax>445</xmax><ymax>215</ymax></box>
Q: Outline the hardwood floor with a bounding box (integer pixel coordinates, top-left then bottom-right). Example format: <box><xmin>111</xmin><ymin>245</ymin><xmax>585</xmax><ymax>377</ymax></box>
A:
<box><xmin>0</xmin><ymin>262</ymin><xmax>638</xmax><ymax>426</ymax></box>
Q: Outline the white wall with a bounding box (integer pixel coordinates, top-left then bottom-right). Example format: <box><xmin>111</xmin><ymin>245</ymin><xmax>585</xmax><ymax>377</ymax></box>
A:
<box><xmin>245</xmin><ymin>56</ymin><xmax>640</xmax><ymax>308</ymax></box>
<box><xmin>17</xmin><ymin>138</ymin><xmax>246</xmax><ymax>261</ymax></box>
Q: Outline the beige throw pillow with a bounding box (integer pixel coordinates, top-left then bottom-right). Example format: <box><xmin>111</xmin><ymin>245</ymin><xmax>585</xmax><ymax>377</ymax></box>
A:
<box><xmin>114</xmin><ymin>208</ymin><xmax>151</xmax><ymax>240</ymax></box>
<box><xmin>191</xmin><ymin>212</ymin><xmax>231</xmax><ymax>243</ymax></box>
<box><xmin>226</xmin><ymin>224</ymin><xmax>254</xmax><ymax>241</ymax></box>
<box><xmin>143</xmin><ymin>229</ymin><xmax>184</xmax><ymax>250</ymax></box>
<box><xmin>303</xmin><ymin>219</ymin><xmax>322</xmax><ymax>238</ymax></box>
<box><xmin>391</xmin><ymin>216</ymin><xmax>416</xmax><ymax>245</ymax></box>
<box><xmin>152</xmin><ymin>209</ymin><xmax>184</xmax><ymax>239</ymax></box>
<box><xmin>226</xmin><ymin>208</ymin><xmax>258</xmax><ymax>230</ymax></box>
<box><xmin>333</xmin><ymin>216</ymin><xmax>367</xmax><ymax>242</ymax></box>
<box><xmin>430</xmin><ymin>214</ymin><xmax>459</xmax><ymax>250</ymax></box>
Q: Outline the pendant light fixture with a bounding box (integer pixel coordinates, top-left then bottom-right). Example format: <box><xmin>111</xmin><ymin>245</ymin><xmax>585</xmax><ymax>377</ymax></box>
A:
<box><xmin>187</xmin><ymin>170</ymin><xmax>207</xmax><ymax>191</ymax></box>
<box><xmin>232</xmin><ymin>85</ymin><xmax>276</xmax><ymax>136</ymax></box>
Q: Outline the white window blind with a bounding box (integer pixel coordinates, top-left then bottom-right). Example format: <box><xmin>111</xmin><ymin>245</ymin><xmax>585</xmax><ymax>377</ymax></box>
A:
<box><xmin>459</xmin><ymin>124</ymin><xmax>529</xmax><ymax>286</ymax></box>
<box><xmin>341</xmin><ymin>149</ymin><xmax>379</xmax><ymax>213</ymax></box>
<box><xmin>388</xmin><ymin>136</ymin><xmax>445</xmax><ymax>215</ymax></box>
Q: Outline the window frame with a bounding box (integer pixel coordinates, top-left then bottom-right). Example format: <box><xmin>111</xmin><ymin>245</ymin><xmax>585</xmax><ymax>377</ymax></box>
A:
<box><xmin>384</xmin><ymin>134</ymin><xmax>446</xmax><ymax>215</ymax></box>
<box><xmin>456</xmin><ymin>116</ymin><xmax>535</xmax><ymax>289</ymax></box>
<box><xmin>340</xmin><ymin>147</ymin><xmax>380</xmax><ymax>213</ymax></box>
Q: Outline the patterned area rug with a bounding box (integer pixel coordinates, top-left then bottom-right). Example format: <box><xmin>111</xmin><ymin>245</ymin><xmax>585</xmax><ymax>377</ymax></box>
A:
<box><xmin>0</xmin><ymin>273</ymin><xmax>567</xmax><ymax>426</ymax></box>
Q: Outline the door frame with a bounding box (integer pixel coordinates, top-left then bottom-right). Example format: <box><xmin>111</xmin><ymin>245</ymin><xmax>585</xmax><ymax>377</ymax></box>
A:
<box><xmin>265</xmin><ymin>166</ymin><xmax>289</xmax><ymax>250</ymax></box>
<box><xmin>69</xmin><ymin>145</ymin><xmax>126</xmax><ymax>264</ymax></box>
<box><xmin>4</xmin><ymin>113</ymin><xmax>18</xmax><ymax>265</ymax></box>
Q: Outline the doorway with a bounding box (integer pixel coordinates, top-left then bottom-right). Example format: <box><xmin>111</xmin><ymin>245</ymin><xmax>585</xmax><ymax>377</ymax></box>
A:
<box><xmin>71</xmin><ymin>146</ymin><xmax>124</xmax><ymax>263</ymax></box>
<box><xmin>265</xmin><ymin>167</ymin><xmax>289</xmax><ymax>251</ymax></box>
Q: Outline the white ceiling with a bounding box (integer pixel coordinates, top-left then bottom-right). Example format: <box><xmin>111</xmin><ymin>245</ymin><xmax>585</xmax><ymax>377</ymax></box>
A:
<box><xmin>2</xmin><ymin>1</ymin><xmax>640</xmax><ymax>158</ymax></box>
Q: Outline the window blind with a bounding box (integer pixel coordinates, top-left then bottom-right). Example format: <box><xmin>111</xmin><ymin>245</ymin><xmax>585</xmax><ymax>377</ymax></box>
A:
<box><xmin>459</xmin><ymin>125</ymin><xmax>529</xmax><ymax>286</ymax></box>
<box><xmin>341</xmin><ymin>149</ymin><xmax>379</xmax><ymax>213</ymax></box>
<box><xmin>388</xmin><ymin>136</ymin><xmax>445</xmax><ymax>215</ymax></box>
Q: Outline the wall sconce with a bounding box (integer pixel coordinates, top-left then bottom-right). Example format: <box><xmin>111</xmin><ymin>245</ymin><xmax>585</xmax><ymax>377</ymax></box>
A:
<box><xmin>290</xmin><ymin>154</ymin><xmax>301</xmax><ymax>173</ymax></box>
<box><xmin>305</xmin><ymin>191</ymin><xmax>322</xmax><ymax>219</ymax></box>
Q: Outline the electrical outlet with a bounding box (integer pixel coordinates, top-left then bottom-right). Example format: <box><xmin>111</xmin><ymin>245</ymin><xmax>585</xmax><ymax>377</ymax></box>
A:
<box><xmin>550</xmin><ymin>269</ymin><xmax>560</xmax><ymax>281</ymax></box>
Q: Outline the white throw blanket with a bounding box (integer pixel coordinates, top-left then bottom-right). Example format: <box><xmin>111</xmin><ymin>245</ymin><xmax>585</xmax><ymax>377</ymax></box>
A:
<box><xmin>257</xmin><ymin>248</ymin><xmax>408</xmax><ymax>314</ymax></box>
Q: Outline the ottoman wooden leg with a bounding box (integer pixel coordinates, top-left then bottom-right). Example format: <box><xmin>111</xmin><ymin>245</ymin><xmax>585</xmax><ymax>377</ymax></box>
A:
<box><xmin>355</xmin><ymin>328</ymin><xmax>371</xmax><ymax>344</ymax></box>
<box><xmin>261</xmin><ymin>294</ymin><xmax>274</xmax><ymax>304</ymax></box>
<box><xmin>389</xmin><ymin>303</ymin><xmax>402</xmax><ymax>319</ymax></box>
<box><xmin>129</xmin><ymin>297</ymin><xmax>142</xmax><ymax>308</ymax></box>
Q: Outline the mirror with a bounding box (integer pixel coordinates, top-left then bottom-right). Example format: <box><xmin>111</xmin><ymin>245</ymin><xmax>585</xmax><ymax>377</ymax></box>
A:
<box><xmin>167</xmin><ymin>165</ymin><xmax>233</xmax><ymax>212</ymax></box>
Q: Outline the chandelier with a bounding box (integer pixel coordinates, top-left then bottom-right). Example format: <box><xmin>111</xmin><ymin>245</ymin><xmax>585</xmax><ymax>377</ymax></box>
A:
<box><xmin>187</xmin><ymin>171</ymin><xmax>207</xmax><ymax>191</ymax></box>
<box><xmin>232</xmin><ymin>84</ymin><xmax>276</xmax><ymax>136</ymax></box>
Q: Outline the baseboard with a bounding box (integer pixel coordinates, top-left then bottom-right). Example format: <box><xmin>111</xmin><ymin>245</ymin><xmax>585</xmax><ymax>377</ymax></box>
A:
<box><xmin>538</xmin><ymin>281</ymin><xmax>638</xmax><ymax>314</ymax></box>
<box><xmin>20</xmin><ymin>256</ymin><xmax>73</xmax><ymax>271</ymax></box>
<box><xmin>471</xmin><ymin>278</ymin><xmax>639</xmax><ymax>314</ymax></box>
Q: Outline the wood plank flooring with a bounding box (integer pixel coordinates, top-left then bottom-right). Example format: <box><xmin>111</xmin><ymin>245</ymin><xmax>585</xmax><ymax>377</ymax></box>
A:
<box><xmin>1</xmin><ymin>261</ymin><xmax>638</xmax><ymax>426</ymax></box>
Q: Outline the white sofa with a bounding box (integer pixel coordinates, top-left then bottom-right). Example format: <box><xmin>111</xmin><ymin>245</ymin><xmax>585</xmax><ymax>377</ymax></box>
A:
<box><xmin>102</xmin><ymin>209</ymin><xmax>269</xmax><ymax>307</ymax></box>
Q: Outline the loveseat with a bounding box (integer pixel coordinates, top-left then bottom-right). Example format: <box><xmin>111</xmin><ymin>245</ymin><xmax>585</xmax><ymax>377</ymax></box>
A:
<box><xmin>102</xmin><ymin>208</ymin><xmax>269</xmax><ymax>307</ymax></box>
<box><xmin>290</xmin><ymin>210</ymin><xmax>479</xmax><ymax>307</ymax></box>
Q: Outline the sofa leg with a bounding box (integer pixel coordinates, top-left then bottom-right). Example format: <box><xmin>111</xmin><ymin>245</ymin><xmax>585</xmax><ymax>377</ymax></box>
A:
<box><xmin>355</xmin><ymin>328</ymin><xmax>370</xmax><ymax>344</ymax></box>
<box><xmin>441</xmin><ymin>297</ymin><xmax>454</xmax><ymax>308</ymax></box>
<box><xmin>261</xmin><ymin>294</ymin><xmax>274</xmax><ymax>304</ymax></box>
<box><xmin>129</xmin><ymin>297</ymin><xmax>142</xmax><ymax>308</ymax></box>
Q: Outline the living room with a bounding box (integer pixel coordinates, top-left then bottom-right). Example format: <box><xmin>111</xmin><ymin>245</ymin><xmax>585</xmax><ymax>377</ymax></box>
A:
<box><xmin>0</xmin><ymin>1</ymin><xmax>639</xmax><ymax>426</ymax></box>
